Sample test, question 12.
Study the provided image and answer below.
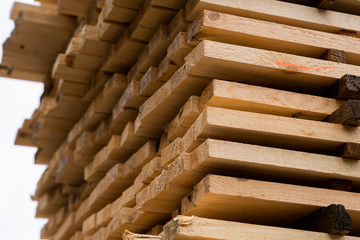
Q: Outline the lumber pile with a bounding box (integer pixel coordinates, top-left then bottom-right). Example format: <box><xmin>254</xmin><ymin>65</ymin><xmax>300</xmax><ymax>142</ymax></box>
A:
<box><xmin>3</xmin><ymin>0</ymin><xmax>360</xmax><ymax>239</ymax></box>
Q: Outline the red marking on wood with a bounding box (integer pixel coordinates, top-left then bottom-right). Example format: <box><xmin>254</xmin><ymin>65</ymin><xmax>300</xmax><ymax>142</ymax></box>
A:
<box><xmin>276</xmin><ymin>61</ymin><xmax>335</xmax><ymax>70</ymax></box>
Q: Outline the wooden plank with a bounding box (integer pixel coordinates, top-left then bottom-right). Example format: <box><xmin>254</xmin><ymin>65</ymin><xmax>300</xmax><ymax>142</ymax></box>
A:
<box><xmin>129</xmin><ymin>0</ymin><xmax>177</xmax><ymax>42</ymax></box>
<box><xmin>10</xmin><ymin>2</ymin><xmax>58</xmax><ymax>20</ymax></box>
<box><xmin>97</xmin><ymin>21</ymin><xmax>126</xmax><ymax>42</ymax></box>
<box><xmin>113</xmin><ymin>80</ymin><xmax>148</xmax><ymax>116</ymax></box>
<box><xmin>91</xmin><ymin>123</ymin><xmax>151</xmax><ymax>173</ymax></box>
<box><xmin>78</xmin><ymin>25</ymin><xmax>112</xmax><ymax>57</ymax></box>
<box><xmin>187</xmin><ymin>10</ymin><xmax>360</xmax><ymax>66</ymax></box>
<box><xmin>181</xmin><ymin>175</ymin><xmax>360</xmax><ymax>235</ymax></box>
<box><xmin>164</xmin><ymin>216</ymin><xmax>360</xmax><ymax>240</ymax></box>
<box><xmin>167</xmin><ymin>32</ymin><xmax>193</xmax><ymax>66</ymax></box>
<box><xmin>102</xmin><ymin>0</ymin><xmax>138</xmax><ymax>23</ymax></box>
<box><xmin>183</xmin><ymin>106</ymin><xmax>360</xmax><ymax>154</ymax></box>
<box><xmin>0</xmin><ymin>66</ymin><xmax>46</xmax><ymax>82</ymax></box>
<box><xmin>83</xmin><ymin>213</ymin><xmax>97</xmax><ymax>236</ymax></box>
<box><xmin>200</xmin><ymin>79</ymin><xmax>343</xmax><ymax>120</ymax></box>
<box><xmin>88</xmin><ymin>156</ymin><xmax>163</xmax><ymax>234</ymax></box>
<box><xmin>189</xmin><ymin>139</ymin><xmax>360</xmax><ymax>188</ymax></box>
<box><xmin>14</xmin><ymin>11</ymin><xmax>76</xmax><ymax>33</ymax></box>
<box><xmin>186</xmin><ymin>0</ymin><xmax>360</xmax><ymax>35</ymax></box>
<box><xmin>58</xmin><ymin>0</ymin><xmax>94</xmax><ymax>17</ymax></box>
<box><xmin>139</xmin><ymin>67</ymin><xmax>164</xmax><ymax>97</ymax></box>
<box><xmin>166</xmin><ymin>96</ymin><xmax>201</xmax><ymax>141</ymax></box>
<box><xmin>105</xmin><ymin>207</ymin><xmax>169</xmax><ymax>239</ymax></box>
<box><xmin>185</xmin><ymin>40</ymin><xmax>360</xmax><ymax>93</ymax></box>
<box><xmin>135</xmin><ymin>66</ymin><xmax>211</xmax><ymax>138</ymax></box>
<box><xmin>88</xmin><ymin>141</ymin><xmax>156</xmax><ymax>210</ymax></box>
<box><xmin>52</xmin><ymin>54</ymin><xmax>95</xmax><ymax>83</ymax></box>
<box><xmin>57</xmin><ymin>80</ymin><xmax>89</xmax><ymax>97</ymax></box>
<box><xmin>101</xmin><ymin>31</ymin><xmax>146</xmax><ymax>73</ymax></box>
<box><xmin>137</xmin><ymin>137</ymin><xmax>360</xmax><ymax>215</ymax></box>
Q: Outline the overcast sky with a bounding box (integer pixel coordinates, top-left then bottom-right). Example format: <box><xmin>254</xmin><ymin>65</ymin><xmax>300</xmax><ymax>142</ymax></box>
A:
<box><xmin>0</xmin><ymin>0</ymin><xmax>47</xmax><ymax>239</ymax></box>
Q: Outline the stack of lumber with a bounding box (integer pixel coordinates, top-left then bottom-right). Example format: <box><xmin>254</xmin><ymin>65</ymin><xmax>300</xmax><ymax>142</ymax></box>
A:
<box><xmin>3</xmin><ymin>0</ymin><xmax>360</xmax><ymax>239</ymax></box>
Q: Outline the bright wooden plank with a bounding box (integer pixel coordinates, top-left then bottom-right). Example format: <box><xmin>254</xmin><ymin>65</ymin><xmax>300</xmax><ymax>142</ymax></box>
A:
<box><xmin>187</xmin><ymin>10</ymin><xmax>360</xmax><ymax>66</ymax></box>
<box><xmin>186</xmin><ymin>0</ymin><xmax>360</xmax><ymax>35</ymax></box>
<box><xmin>183</xmin><ymin>106</ymin><xmax>360</xmax><ymax>153</ymax></box>
<box><xmin>164</xmin><ymin>215</ymin><xmax>360</xmax><ymax>240</ymax></box>
<box><xmin>181</xmin><ymin>175</ymin><xmax>360</xmax><ymax>234</ymax></box>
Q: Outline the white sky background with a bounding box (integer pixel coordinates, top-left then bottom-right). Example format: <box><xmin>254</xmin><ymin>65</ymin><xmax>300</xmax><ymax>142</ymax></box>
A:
<box><xmin>0</xmin><ymin>0</ymin><xmax>47</xmax><ymax>239</ymax></box>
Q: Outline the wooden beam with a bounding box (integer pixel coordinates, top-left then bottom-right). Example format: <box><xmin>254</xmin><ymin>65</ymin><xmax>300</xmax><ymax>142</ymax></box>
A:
<box><xmin>181</xmin><ymin>175</ymin><xmax>360</xmax><ymax>235</ymax></box>
<box><xmin>186</xmin><ymin>40</ymin><xmax>360</xmax><ymax>93</ymax></box>
<box><xmin>137</xmin><ymin>138</ymin><xmax>360</xmax><ymax>216</ymax></box>
<box><xmin>183</xmin><ymin>106</ymin><xmax>360</xmax><ymax>154</ymax></box>
<box><xmin>200</xmin><ymin>79</ymin><xmax>343</xmax><ymax>121</ymax></box>
<box><xmin>186</xmin><ymin>0</ymin><xmax>360</xmax><ymax>35</ymax></box>
<box><xmin>164</xmin><ymin>216</ymin><xmax>360</xmax><ymax>240</ymax></box>
<box><xmin>187</xmin><ymin>11</ymin><xmax>360</xmax><ymax>66</ymax></box>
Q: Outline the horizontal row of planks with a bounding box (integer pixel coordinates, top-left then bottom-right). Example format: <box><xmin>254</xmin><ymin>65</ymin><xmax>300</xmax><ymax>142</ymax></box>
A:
<box><xmin>3</xmin><ymin>0</ymin><xmax>360</xmax><ymax>239</ymax></box>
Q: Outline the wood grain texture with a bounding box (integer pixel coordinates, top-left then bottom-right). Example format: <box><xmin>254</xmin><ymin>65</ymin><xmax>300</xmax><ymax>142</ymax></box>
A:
<box><xmin>181</xmin><ymin>175</ymin><xmax>360</xmax><ymax>235</ymax></box>
<box><xmin>164</xmin><ymin>215</ymin><xmax>360</xmax><ymax>240</ymax></box>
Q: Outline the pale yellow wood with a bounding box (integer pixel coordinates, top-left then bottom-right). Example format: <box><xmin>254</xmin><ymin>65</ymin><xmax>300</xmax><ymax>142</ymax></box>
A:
<box><xmin>92</xmin><ymin>123</ymin><xmax>150</xmax><ymax>173</ymax></box>
<box><xmin>165</xmin><ymin>215</ymin><xmax>360</xmax><ymax>240</ymax></box>
<box><xmin>88</xmin><ymin>141</ymin><xmax>156</xmax><ymax>210</ymax></box>
<box><xmin>136</xmin><ymin>166</ymin><xmax>192</xmax><ymax>214</ymax></box>
<box><xmin>187</xmin><ymin>10</ymin><xmax>360</xmax><ymax>66</ymax></box>
<box><xmin>183</xmin><ymin>106</ymin><xmax>360</xmax><ymax>153</ymax></box>
<box><xmin>186</xmin><ymin>40</ymin><xmax>360</xmax><ymax>93</ymax></box>
<box><xmin>190</xmin><ymin>139</ymin><xmax>360</xmax><ymax>188</ymax></box>
<box><xmin>201</xmin><ymin>79</ymin><xmax>343</xmax><ymax>120</ymax></box>
<box><xmin>181</xmin><ymin>175</ymin><xmax>360</xmax><ymax>235</ymax></box>
<box><xmin>135</xmin><ymin>66</ymin><xmax>211</xmax><ymax>138</ymax></box>
<box><xmin>186</xmin><ymin>0</ymin><xmax>360</xmax><ymax>35</ymax></box>
<box><xmin>105</xmin><ymin>207</ymin><xmax>169</xmax><ymax>239</ymax></box>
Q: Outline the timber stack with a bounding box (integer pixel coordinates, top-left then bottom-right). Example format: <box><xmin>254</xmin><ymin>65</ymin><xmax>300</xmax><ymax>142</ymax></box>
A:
<box><xmin>3</xmin><ymin>0</ymin><xmax>360</xmax><ymax>239</ymax></box>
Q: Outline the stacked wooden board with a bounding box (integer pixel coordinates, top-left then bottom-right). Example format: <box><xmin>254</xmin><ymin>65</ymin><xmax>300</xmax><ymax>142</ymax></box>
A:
<box><xmin>3</xmin><ymin>0</ymin><xmax>360</xmax><ymax>239</ymax></box>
